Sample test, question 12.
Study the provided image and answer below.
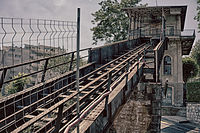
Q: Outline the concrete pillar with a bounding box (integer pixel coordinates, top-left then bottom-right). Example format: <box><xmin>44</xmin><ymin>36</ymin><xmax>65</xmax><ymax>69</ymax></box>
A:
<box><xmin>162</xmin><ymin>8</ymin><xmax>166</xmax><ymax>40</ymax></box>
<box><xmin>128</xmin><ymin>13</ymin><xmax>132</xmax><ymax>41</ymax></box>
<box><xmin>133</xmin><ymin>14</ymin><xmax>136</xmax><ymax>39</ymax></box>
<box><xmin>138</xmin><ymin>14</ymin><xmax>141</xmax><ymax>38</ymax></box>
<box><xmin>136</xmin><ymin>14</ymin><xmax>139</xmax><ymax>38</ymax></box>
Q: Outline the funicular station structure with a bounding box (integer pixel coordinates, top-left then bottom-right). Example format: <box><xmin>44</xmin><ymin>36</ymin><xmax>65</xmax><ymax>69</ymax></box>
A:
<box><xmin>0</xmin><ymin>5</ymin><xmax>195</xmax><ymax>133</ymax></box>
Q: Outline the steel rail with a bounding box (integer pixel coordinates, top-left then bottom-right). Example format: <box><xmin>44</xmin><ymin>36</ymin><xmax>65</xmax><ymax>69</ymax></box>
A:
<box><xmin>0</xmin><ymin>48</ymin><xmax>90</xmax><ymax>71</ymax></box>
<box><xmin>38</xmin><ymin>47</ymin><xmax>148</xmax><ymax>133</ymax></box>
<box><xmin>11</xmin><ymin>44</ymin><xmax>150</xmax><ymax>133</ymax></box>
<box><xmin>64</xmin><ymin>66</ymin><xmax>131</xmax><ymax>133</ymax></box>
<box><xmin>0</xmin><ymin>43</ymin><xmax>144</xmax><ymax>121</ymax></box>
<box><xmin>63</xmin><ymin>54</ymin><xmax>145</xmax><ymax>133</ymax></box>
<box><xmin>0</xmin><ymin>41</ymin><xmax>142</xmax><ymax>109</ymax></box>
<box><xmin>3</xmin><ymin>55</ymin><xmax>88</xmax><ymax>84</ymax></box>
<box><xmin>0</xmin><ymin>43</ymin><xmax>148</xmax><ymax>133</ymax></box>
<box><xmin>35</xmin><ymin>56</ymin><xmax>138</xmax><ymax>133</ymax></box>
<box><xmin>0</xmin><ymin>63</ymin><xmax>96</xmax><ymax>132</ymax></box>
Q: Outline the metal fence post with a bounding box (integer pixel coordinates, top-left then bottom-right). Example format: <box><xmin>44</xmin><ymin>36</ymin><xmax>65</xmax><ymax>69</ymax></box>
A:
<box><xmin>41</xmin><ymin>59</ymin><xmax>49</xmax><ymax>82</ymax></box>
<box><xmin>137</xmin><ymin>53</ymin><xmax>140</xmax><ymax>79</ymax></box>
<box><xmin>104</xmin><ymin>71</ymin><xmax>112</xmax><ymax>116</ymax></box>
<box><xmin>0</xmin><ymin>68</ymin><xmax>7</xmax><ymax>96</ymax></box>
<box><xmin>54</xmin><ymin>103</ymin><xmax>64</xmax><ymax>133</ymax></box>
<box><xmin>69</xmin><ymin>52</ymin><xmax>74</xmax><ymax>71</ymax></box>
<box><xmin>155</xmin><ymin>50</ymin><xmax>158</xmax><ymax>83</ymax></box>
<box><xmin>76</xmin><ymin>8</ymin><xmax>81</xmax><ymax>133</ymax></box>
<box><xmin>126</xmin><ymin>60</ymin><xmax>130</xmax><ymax>90</ymax></box>
<box><xmin>88</xmin><ymin>48</ymin><xmax>92</xmax><ymax>63</ymax></box>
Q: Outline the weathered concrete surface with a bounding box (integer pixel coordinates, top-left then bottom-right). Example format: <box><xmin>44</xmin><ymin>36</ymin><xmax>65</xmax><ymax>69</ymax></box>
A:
<box><xmin>109</xmin><ymin>83</ymin><xmax>162</xmax><ymax>133</ymax></box>
<box><xmin>110</xmin><ymin>99</ymin><xmax>152</xmax><ymax>133</ymax></box>
<box><xmin>161</xmin><ymin>116</ymin><xmax>200</xmax><ymax>133</ymax></box>
<box><xmin>162</xmin><ymin>106</ymin><xmax>186</xmax><ymax>117</ymax></box>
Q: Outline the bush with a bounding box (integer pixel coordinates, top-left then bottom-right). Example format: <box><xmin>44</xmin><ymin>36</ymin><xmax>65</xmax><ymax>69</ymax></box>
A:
<box><xmin>6</xmin><ymin>73</ymin><xmax>30</xmax><ymax>95</ymax></box>
<box><xmin>186</xmin><ymin>82</ymin><xmax>200</xmax><ymax>102</ymax></box>
<box><xmin>182</xmin><ymin>57</ymin><xmax>198</xmax><ymax>82</ymax></box>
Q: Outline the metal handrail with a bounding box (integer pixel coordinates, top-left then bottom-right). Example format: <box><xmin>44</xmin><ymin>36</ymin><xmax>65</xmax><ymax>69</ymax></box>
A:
<box><xmin>11</xmin><ymin>44</ymin><xmax>149</xmax><ymax>133</ymax></box>
<box><xmin>0</xmin><ymin>48</ymin><xmax>90</xmax><ymax>91</ymax></box>
<box><xmin>63</xmin><ymin>55</ymin><xmax>145</xmax><ymax>133</ymax></box>
<box><xmin>129</xmin><ymin>28</ymin><xmax>195</xmax><ymax>38</ymax></box>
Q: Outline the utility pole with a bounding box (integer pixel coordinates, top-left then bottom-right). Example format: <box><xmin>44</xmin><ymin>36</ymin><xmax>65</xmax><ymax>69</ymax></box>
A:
<box><xmin>76</xmin><ymin>8</ymin><xmax>80</xmax><ymax>133</ymax></box>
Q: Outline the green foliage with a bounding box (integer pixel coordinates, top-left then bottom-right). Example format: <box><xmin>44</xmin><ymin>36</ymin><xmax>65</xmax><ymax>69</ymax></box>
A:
<box><xmin>195</xmin><ymin>0</ymin><xmax>200</xmax><ymax>30</ymax></box>
<box><xmin>48</xmin><ymin>55</ymin><xmax>87</xmax><ymax>74</ymax></box>
<box><xmin>186</xmin><ymin>82</ymin><xmax>200</xmax><ymax>102</ymax></box>
<box><xmin>191</xmin><ymin>40</ymin><xmax>200</xmax><ymax>67</ymax></box>
<box><xmin>6</xmin><ymin>73</ymin><xmax>30</xmax><ymax>95</ymax></box>
<box><xmin>182</xmin><ymin>57</ymin><xmax>198</xmax><ymax>82</ymax></box>
<box><xmin>48</xmin><ymin>55</ymin><xmax>73</xmax><ymax>74</ymax></box>
<box><xmin>91</xmin><ymin>0</ymin><xmax>141</xmax><ymax>44</ymax></box>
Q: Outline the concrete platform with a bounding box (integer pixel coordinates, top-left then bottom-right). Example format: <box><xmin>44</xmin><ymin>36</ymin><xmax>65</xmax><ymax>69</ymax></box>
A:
<box><xmin>161</xmin><ymin>116</ymin><xmax>200</xmax><ymax>133</ymax></box>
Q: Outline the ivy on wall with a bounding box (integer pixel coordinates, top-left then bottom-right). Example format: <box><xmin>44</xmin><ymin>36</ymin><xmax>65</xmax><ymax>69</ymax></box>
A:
<box><xmin>186</xmin><ymin>82</ymin><xmax>200</xmax><ymax>102</ymax></box>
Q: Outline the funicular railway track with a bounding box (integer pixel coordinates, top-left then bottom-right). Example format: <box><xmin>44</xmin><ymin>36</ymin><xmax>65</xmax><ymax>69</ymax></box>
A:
<box><xmin>0</xmin><ymin>42</ymin><xmax>151</xmax><ymax>133</ymax></box>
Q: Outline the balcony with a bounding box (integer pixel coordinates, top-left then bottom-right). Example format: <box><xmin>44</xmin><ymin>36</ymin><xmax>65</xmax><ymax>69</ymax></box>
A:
<box><xmin>129</xmin><ymin>28</ymin><xmax>195</xmax><ymax>55</ymax></box>
<box><xmin>130</xmin><ymin>28</ymin><xmax>195</xmax><ymax>38</ymax></box>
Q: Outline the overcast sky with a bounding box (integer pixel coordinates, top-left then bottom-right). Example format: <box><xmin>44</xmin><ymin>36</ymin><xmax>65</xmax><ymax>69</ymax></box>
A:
<box><xmin>0</xmin><ymin>0</ymin><xmax>198</xmax><ymax>48</ymax></box>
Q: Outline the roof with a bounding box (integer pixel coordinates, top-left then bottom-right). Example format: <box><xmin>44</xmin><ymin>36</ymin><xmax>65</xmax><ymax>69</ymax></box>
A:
<box><xmin>123</xmin><ymin>6</ymin><xmax>187</xmax><ymax>31</ymax></box>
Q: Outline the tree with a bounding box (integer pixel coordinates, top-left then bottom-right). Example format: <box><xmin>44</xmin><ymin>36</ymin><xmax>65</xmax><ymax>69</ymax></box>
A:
<box><xmin>191</xmin><ymin>40</ymin><xmax>200</xmax><ymax>66</ymax></box>
<box><xmin>91</xmin><ymin>0</ymin><xmax>141</xmax><ymax>44</ymax></box>
<box><xmin>48</xmin><ymin>55</ymin><xmax>73</xmax><ymax>74</ymax></box>
<box><xmin>182</xmin><ymin>57</ymin><xmax>198</xmax><ymax>82</ymax></box>
<box><xmin>195</xmin><ymin>0</ymin><xmax>200</xmax><ymax>30</ymax></box>
<box><xmin>48</xmin><ymin>55</ymin><xmax>87</xmax><ymax>74</ymax></box>
<box><xmin>6</xmin><ymin>73</ymin><xmax>30</xmax><ymax>95</ymax></box>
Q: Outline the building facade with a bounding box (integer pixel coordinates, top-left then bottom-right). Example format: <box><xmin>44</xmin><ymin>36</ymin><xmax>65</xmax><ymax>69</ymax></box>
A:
<box><xmin>124</xmin><ymin>6</ymin><xmax>195</xmax><ymax>106</ymax></box>
<box><xmin>0</xmin><ymin>44</ymin><xmax>63</xmax><ymax>89</ymax></box>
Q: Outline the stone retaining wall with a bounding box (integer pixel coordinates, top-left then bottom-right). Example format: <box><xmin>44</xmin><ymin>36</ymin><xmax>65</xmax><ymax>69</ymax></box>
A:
<box><xmin>187</xmin><ymin>103</ymin><xmax>200</xmax><ymax>124</ymax></box>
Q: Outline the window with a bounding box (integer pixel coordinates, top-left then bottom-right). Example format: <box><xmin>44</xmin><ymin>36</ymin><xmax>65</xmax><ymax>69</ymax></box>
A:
<box><xmin>164</xmin><ymin>56</ymin><xmax>171</xmax><ymax>75</ymax></box>
<box><xmin>15</xmin><ymin>55</ymin><xmax>21</xmax><ymax>58</ymax></box>
<box><xmin>166</xmin><ymin>26</ymin><xmax>174</xmax><ymax>36</ymax></box>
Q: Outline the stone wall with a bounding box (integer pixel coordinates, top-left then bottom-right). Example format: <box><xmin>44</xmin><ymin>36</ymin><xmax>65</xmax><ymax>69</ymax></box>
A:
<box><xmin>111</xmin><ymin>83</ymin><xmax>162</xmax><ymax>133</ymax></box>
<box><xmin>187</xmin><ymin>103</ymin><xmax>200</xmax><ymax>124</ymax></box>
<box><xmin>162</xmin><ymin>106</ymin><xmax>186</xmax><ymax>117</ymax></box>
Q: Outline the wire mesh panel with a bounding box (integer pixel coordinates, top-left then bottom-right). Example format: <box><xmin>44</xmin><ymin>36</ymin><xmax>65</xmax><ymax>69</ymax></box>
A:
<box><xmin>0</xmin><ymin>18</ymin><xmax>77</xmax><ymax>66</ymax></box>
<box><xmin>0</xmin><ymin>17</ymin><xmax>90</xmax><ymax>96</ymax></box>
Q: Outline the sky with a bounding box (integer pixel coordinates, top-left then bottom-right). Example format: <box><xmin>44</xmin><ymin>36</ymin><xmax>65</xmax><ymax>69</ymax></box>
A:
<box><xmin>0</xmin><ymin>0</ymin><xmax>198</xmax><ymax>49</ymax></box>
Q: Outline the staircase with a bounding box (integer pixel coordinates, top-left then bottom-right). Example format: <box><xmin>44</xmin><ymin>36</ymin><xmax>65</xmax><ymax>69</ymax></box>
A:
<box><xmin>143</xmin><ymin>45</ymin><xmax>155</xmax><ymax>82</ymax></box>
